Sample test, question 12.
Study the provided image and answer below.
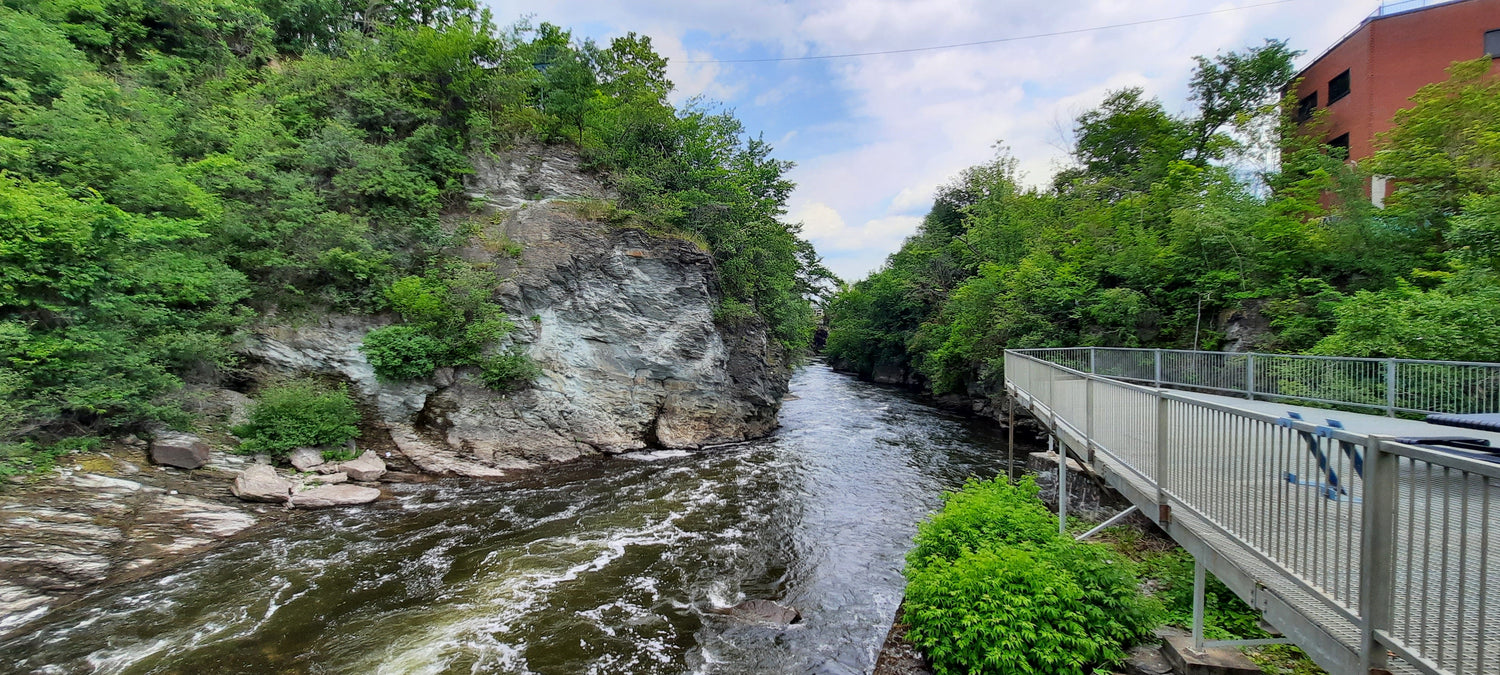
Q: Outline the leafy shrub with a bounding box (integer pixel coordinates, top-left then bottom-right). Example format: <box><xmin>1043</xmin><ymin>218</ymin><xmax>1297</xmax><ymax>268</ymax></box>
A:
<box><xmin>233</xmin><ymin>380</ymin><xmax>361</xmax><ymax>455</ymax></box>
<box><xmin>902</xmin><ymin>476</ymin><xmax>1158</xmax><ymax>675</ymax></box>
<box><xmin>360</xmin><ymin>325</ymin><xmax>445</xmax><ymax>381</ymax></box>
<box><xmin>478</xmin><ymin>349</ymin><xmax>542</xmax><ymax>391</ymax></box>
<box><xmin>359</xmin><ymin>266</ymin><xmax>534</xmax><ymax>388</ymax></box>
<box><xmin>712</xmin><ymin>299</ymin><xmax>761</xmax><ymax>328</ymax></box>
<box><xmin>907</xmin><ymin>475</ymin><xmax>1058</xmax><ymax>569</ymax></box>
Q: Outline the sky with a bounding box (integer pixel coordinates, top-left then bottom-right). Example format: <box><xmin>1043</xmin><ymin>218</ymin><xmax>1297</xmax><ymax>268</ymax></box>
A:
<box><xmin>483</xmin><ymin>0</ymin><xmax>1387</xmax><ymax>281</ymax></box>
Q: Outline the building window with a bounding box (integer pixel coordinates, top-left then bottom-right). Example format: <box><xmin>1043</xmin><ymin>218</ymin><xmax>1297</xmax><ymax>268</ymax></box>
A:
<box><xmin>1328</xmin><ymin>70</ymin><xmax>1351</xmax><ymax>104</ymax></box>
<box><xmin>1328</xmin><ymin>133</ymin><xmax>1350</xmax><ymax>156</ymax></box>
<box><xmin>1487</xmin><ymin>29</ymin><xmax>1500</xmax><ymax>58</ymax></box>
<box><xmin>1296</xmin><ymin>92</ymin><xmax>1318</xmax><ymax>123</ymax></box>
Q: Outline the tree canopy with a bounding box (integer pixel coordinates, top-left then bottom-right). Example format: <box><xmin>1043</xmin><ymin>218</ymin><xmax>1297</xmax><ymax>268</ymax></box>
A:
<box><xmin>0</xmin><ymin>0</ymin><xmax>828</xmax><ymax>470</ymax></box>
<box><xmin>825</xmin><ymin>45</ymin><xmax>1500</xmax><ymax>396</ymax></box>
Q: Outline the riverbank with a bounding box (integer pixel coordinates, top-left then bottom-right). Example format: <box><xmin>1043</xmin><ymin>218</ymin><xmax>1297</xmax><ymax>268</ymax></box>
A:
<box><xmin>0</xmin><ymin>363</ymin><xmax>1022</xmax><ymax>673</ymax></box>
<box><xmin>0</xmin><ymin>444</ymin><xmax>269</xmax><ymax>635</ymax></box>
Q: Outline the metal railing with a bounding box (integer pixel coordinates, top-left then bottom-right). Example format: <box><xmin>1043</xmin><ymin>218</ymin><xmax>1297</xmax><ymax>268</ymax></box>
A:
<box><xmin>1019</xmin><ymin>347</ymin><xmax>1500</xmax><ymax>417</ymax></box>
<box><xmin>1371</xmin><ymin>0</ymin><xmax>1464</xmax><ymax>19</ymax></box>
<box><xmin>1005</xmin><ymin>350</ymin><xmax>1500</xmax><ymax>675</ymax></box>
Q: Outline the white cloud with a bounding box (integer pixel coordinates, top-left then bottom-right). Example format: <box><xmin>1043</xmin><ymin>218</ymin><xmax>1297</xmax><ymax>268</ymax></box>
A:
<box><xmin>483</xmin><ymin>0</ymin><xmax>1381</xmax><ymax>279</ymax></box>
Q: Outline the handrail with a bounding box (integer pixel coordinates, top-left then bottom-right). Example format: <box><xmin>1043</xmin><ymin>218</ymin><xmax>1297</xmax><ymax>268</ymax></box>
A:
<box><xmin>1005</xmin><ymin>349</ymin><xmax>1500</xmax><ymax>675</ymax></box>
<box><xmin>1010</xmin><ymin>346</ymin><xmax>1500</xmax><ymax>417</ymax></box>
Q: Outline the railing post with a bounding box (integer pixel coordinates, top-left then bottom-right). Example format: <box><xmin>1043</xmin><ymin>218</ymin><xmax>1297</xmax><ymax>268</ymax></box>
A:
<box><xmin>1155</xmin><ymin>392</ymin><xmax>1170</xmax><ymax>524</ymax></box>
<box><xmin>1085</xmin><ymin>376</ymin><xmax>1095</xmax><ymax>462</ymax></box>
<box><xmin>1153</xmin><ymin>349</ymin><xmax>1163</xmax><ymax>387</ymax></box>
<box><xmin>1246</xmin><ymin>354</ymin><xmax>1256</xmax><ymax>401</ymax></box>
<box><xmin>1048</xmin><ymin>362</ymin><xmax>1056</xmax><ymax>408</ymax></box>
<box><xmin>1089</xmin><ymin>347</ymin><xmax>1097</xmax><ymax>374</ymax></box>
<box><xmin>1359</xmin><ymin>437</ymin><xmax>1398</xmax><ymax>673</ymax></box>
<box><xmin>1385</xmin><ymin>359</ymin><xmax>1397</xmax><ymax>417</ymax></box>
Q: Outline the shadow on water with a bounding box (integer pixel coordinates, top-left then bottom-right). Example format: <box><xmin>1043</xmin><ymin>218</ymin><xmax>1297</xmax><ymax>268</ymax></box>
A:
<box><xmin>2</xmin><ymin>363</ymin><xmax>1017</xmax><ymax>675</ymax></box>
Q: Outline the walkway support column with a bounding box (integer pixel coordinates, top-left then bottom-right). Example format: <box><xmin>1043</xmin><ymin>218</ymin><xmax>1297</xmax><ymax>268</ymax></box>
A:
<box><xmin>1053</xmin><ymin>426</ymin><xmax>1067</xmax><ymax>536</ymax></box>
<box><xmin>1192</xmin><ymin>558</ymin><xmax>1207</xmax><ymax>652</ymax></box>
<box><xmin>1007</xmin><ymin>395</ymin><xmax>1015</xmax><ymax>482</ymax></box>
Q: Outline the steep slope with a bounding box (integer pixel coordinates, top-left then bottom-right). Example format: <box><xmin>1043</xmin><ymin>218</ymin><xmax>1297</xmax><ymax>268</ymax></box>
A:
<box><xmin>246</xmin><ymin>146</ymin><xmax>789</xmax><ymax>475</ymax></box>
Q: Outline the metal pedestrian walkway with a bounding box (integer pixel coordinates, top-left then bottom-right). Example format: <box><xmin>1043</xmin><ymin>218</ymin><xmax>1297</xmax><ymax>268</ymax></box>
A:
<box><xmin>1004</xmin><ymin>348</ymin><xmax>1500</xmax><ymax>675</ymax></box>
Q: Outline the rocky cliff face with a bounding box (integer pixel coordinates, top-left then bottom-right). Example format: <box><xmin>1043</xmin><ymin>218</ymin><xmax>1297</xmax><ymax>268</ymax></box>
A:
<box><xmin>245</xmin><ymin>144</ymin><xmax>789</xmax><ymax>476</ymax></box>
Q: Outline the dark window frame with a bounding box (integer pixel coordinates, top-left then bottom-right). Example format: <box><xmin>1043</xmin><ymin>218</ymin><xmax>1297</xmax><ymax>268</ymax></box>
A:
<box><xmin>1486</xmin><ymin>29</ymin><xmax>1500</xmax><ymax>58</ymax></box>
<box><xmin>1296</xmin><ymin>92</ymin><xmax>1318</xmax><ymax>123</ymax></box>
<box><xmin>1328</xmin><ymin>69</ymin><xmax>1351</xmax><ymax>104</ymax></box>
<box><xmin>1327</xmin><ymin>133</ymin><xmax>1350</xmax><ymax>156</ymax></box>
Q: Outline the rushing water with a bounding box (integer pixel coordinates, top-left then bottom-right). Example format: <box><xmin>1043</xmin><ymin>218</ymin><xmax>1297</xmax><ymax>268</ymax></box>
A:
<box><xmin>3</xmin><ymin>363</ymin><xmax>1019</xmax><ymax>675</ymax></box>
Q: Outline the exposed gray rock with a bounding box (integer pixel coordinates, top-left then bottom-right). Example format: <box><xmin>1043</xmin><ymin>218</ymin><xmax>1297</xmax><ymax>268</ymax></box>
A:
<box><xmin>1123</xmin><ymin>643</ymin><xmax>1173</xmax><ymax>675</ymax></box>
<box><xmin>337</xmin><ymin>450</ymin><xmax>385</xmax><ymax>482</ymax></box>
<box><xmin>289</xmin><ymin>484</ymin><xmax>381</xmax><ymax>509</ymax></box>
<box><xmin>300</xmin><ymin>472</ymin><xmax>347</xmax><ymax>485</ymax></box>
<box><xmin>710</xmin><ymin>599</ymin><xmax>801</xmax><ymax>626</ymax></box>
<box><xmin>0</xmin><ymin>460</ymin><xmax>259</xmax><ymax>633</ymax></box>
<box><xmin>1220</xmin><ymin>300</ymin><xmax>1270</xmax><ymax>353</ymax></box>
<box><xmin>241</xmin><ymin>145</ymin><xmax>790</xmax><ymax>477</ymax></box>
<box><xmin>210</xmin><ymin>388</ymin><xmax>255</xmax><ymax>428</ymax></box>
<box><xmin>288</xmin><ymin>447</ymin><xmax>324</xmax><ymax>472</ymax></box>
<box><xmin>149</xmin><ymin>432</ymin><xmax>210</xmax><ymax>470</ymax></box>
<box><xmin>230</xmin><ymin>464</ymin><xmax>293</xmax><ymax>503</ymax></box>
<box><xmin>388</xmin><ymin>425</ymin><xmax>512</xmax><ymax>478</ymax></box>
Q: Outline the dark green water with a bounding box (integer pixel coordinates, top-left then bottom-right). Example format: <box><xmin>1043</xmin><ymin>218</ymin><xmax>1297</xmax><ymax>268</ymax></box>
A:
<box><xmin>3</xmin><ymin>363</ymin><xmax>1016</xmax><ymax>674</ymax></box>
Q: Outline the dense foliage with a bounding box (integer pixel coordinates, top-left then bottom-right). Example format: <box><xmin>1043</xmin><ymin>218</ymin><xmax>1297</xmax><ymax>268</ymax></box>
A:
<box><xmin>903</xmin><ymin>477</ymin><xmax>1159</xmax><ymax>675</ymax></box>
<box><xmin>232</xmin><ymin>380</ymin><xmax>360</xmax><ymax>456</ymax></box>
<box><xmin>825</xmin><ymin>44</ymin><xmax>1500</xmax><ymax>395</ymax></box>
<box><xmin>0</xmin><ymin>0</ymin><xmax>827</xmax><ymax>468</ymax></box>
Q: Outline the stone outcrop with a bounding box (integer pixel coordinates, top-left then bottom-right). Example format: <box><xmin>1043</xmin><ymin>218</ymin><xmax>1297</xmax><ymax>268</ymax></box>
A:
<box><xmin>710</xmin><ymin>599</ymin><xmax>802</xmax><ymax>626</ymax></box>
<box><xmin>0</xmin><ymin>449</ymin><xmax>260</xmax><ymax>635</ymax></box>
<box><xmin>149</xmin><ymin>432</ymin><xmax>210</xmax><ymax>470</ymax></box>
<box><xmin>300</xmin><ymin>472</ymin><xmax>347</xmax><ymax>485</ymax></box>
<box><xmin>288</xmin><ymin>447</ymin><xmax>324</xmax><ymax>472</ymax></box>
<box><xmin>242</xmin><ymin>144</ymin><xmax>790</xmax><ymax>477</ymax></box>
<box><xmin>230</xmin><ymin>464</ymin><xmax>293</xmax><ymax>503</ymax></box>
<box><xmin>336</xmin><ymin>450</ymin><xmax>385</xmax><ymax>482</ymax></box>
<box><xmin>288</xmin><ymin>484</ymin><xmax>381</xmax><ymax>509</ymax></box>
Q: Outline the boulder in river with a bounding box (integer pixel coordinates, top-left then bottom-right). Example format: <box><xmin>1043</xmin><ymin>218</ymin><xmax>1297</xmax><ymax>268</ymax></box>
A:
<box><xmin>149</xmin><ymin>432</ymin><xmax>210</xmax><ymax>470</ymax></box>
<box><xmin>710</xmin><ymin>599</ymin><xmax>801</xmax><ymax>626</ymax></box>
<box><xmin>288</xmin><ymin>447</ymin><xmax>324</xmax><ymax>472</ymax></box>
<box><xmin>230</xmin><ymin>464</ymin><xmax>293</xmax><ymax>503</ymax></box>
<box><xmin>289</xmin><ymin>484</ymin><xmax>380</xmax><ymax>509</ymax></box>
<box><xmin>300</xmin><ymin>472</ymin><xmax>347</xmax><ymax>486</ymax></box>
<box><xmin>337</xmin><ymin>450</ymin><xmax>386</xmax><ymax>482</ymax></box>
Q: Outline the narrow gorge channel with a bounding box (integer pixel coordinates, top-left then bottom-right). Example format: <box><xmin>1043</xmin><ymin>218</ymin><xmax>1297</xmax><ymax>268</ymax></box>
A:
<box><xmin>1</xmin><ymin>363</ymin><xmax>1015</xmax><ymax>675</ymax></box>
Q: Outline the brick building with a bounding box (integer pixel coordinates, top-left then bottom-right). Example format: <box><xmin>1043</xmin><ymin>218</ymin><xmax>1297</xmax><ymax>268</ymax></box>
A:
<box><xmin>1290</xmin><ymin>0</ymin><xmax>1500</xmax><ymax>203</ymax></box>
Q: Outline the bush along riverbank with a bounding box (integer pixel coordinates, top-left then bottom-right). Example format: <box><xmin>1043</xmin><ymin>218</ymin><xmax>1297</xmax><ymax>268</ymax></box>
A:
<box><xmin>890</xmin><ymin>475</ymin><xmax>1324</xmax><ymax>675</ymax></box>
<box><xmin>900</xmin><ymin>476</ymin><xmax>1159</xmax><ymax>674</ymax></box>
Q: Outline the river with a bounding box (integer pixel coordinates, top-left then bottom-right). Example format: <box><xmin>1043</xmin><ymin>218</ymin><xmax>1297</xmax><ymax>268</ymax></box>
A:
<box><xmin>1</xmin><ymin>363</ymin><xmax>1018</xmax><ymax>674</ymax></box>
